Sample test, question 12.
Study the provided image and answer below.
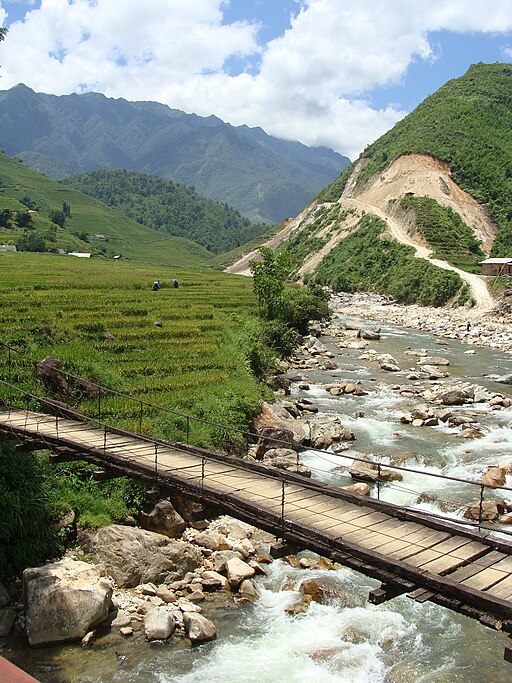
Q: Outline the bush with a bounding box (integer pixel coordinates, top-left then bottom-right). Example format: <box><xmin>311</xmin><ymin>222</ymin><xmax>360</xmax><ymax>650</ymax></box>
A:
<box><xmin>16</xmin><ymin>230</ymin><xmax>46</xmax><ymax>252</ymax></box>
<box><xmin>0</xmin><ymin>442</ymin><xmax>60</xmax><ymax>578</ymax></box>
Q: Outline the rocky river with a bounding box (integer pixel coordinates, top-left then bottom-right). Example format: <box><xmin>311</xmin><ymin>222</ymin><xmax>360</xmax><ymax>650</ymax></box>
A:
<box><xmin>3</xmin><ymin>294</ymin><xmax>512</xmax><ymax>682</ymax></box>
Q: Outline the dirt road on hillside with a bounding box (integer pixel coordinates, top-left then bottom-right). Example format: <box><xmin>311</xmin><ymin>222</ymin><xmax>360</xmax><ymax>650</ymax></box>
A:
<box><xmin>345</xmin><ymin>197</ymin><xmax>494</xmax><ymax>313</ymax></box>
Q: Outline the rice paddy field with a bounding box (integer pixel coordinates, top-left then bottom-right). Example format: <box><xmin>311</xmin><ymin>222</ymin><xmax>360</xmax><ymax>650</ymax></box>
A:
<box><xmin>0</xmin><ymin>252</ymin><xmax>265</xmax><ymax>450</ymax></box>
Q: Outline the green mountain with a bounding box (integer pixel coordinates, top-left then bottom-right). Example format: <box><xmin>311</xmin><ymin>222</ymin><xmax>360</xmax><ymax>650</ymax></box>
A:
<box><xmin>229</xmin><ymin>63</ymin><xmax>511</xmax><ymax>307</ymax></box>
<box><xmin>62</xmin><ymin>169</ymin><xmax>269</xmax><ymax>255</ymax></box>
<box><xmin>0</xmin><ymin>151</ymin><xmax>212</xmax><ymax>266</ymax></box>
<box><xmin>319</xmin><ymin>62</ymin><xmax>512</xmax><ymax>254</ymax></box>
<box><xmin>0</xmin><ymin>84</ymin><xmax>350</xmax><ymax>224</ymax></box>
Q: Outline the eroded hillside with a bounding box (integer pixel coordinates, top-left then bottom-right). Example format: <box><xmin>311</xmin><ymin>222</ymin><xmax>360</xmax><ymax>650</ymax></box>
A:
<box><xmin>227</xmin><ymin>153</ymin><xmax>497</xmax><ymax>310</ymax></box>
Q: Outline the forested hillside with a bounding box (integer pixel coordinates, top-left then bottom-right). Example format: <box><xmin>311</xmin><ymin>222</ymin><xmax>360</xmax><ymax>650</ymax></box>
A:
<box><xmin>319</xmin><ymin>63</ymin><xmax>512</xmax><ymax>254</ymax></box>
<box><xmin>0</xmin><ymin>152</ymin><xmax>211</xmax><ymax>266</ymax></box>
<box><xmin>63</xmin><ymin>169</ymin><xmax>270</xmax><ymax>255</ymax></box>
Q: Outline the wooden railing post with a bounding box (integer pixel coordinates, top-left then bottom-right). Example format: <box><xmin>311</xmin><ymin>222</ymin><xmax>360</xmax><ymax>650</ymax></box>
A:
<box><xmin>139</xmin><ymin>401</ymin><xmax>143</xmax><ymax>433</ymax></box>
<box><xmin>154</xmin><ymin>444</ymin><xmax>158</xmax><ymax>484</ymax></box>
<box><xmin>186</xmin><ymin>416</ymin><xmax>190</xmax><ymax>443</ymax></box>
<box><xmin>201</xmin><ymin>457</ymin><xmax>205</xmax><ymax>500</ymax></box>
<box><xmin>377</xmin><ymin>463</ymin><xmax>381</xmax><ymax>500</ymax></box>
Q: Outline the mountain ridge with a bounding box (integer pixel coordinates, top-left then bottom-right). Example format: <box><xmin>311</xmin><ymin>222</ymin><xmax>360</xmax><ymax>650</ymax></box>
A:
<box><xmin>0</xmin><ymin>84</ymin><xmax>350</xmax><ymax>224</ymax></box>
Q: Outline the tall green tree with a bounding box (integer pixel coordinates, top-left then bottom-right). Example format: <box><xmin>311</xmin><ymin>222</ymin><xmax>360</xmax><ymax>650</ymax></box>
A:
<box><xmin>250</xmin><ymin>247</ymin><xmax>294</xmax><ymax>319</ymax></box>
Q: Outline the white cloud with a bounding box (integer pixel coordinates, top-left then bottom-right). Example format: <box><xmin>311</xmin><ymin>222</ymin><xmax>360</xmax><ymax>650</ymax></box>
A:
<box><xmin>503</xmin><ymin>45</ymin><xmax>512</xmax><ymax>58</ymax></box>
<box><xmin>0</xmin><ymin>0</ymin><xmax>511</xmax><ymax>159</ymax></box>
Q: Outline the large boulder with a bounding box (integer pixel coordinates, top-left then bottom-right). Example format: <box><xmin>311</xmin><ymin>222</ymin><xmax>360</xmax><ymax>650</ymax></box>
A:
<box><xmin>481</xmin><ymin>467</ymin><xmax>507</xmax><ymax>488</ymax></box>
<box><xmin>463</xmin><ymin>500</ymin><xmax>506</xmax><ymax>521</ymax></box>
<box><xmin>255</xmin><ymin>427</ymin><xmax>299</xmax><ymax>458</ymax></box>
<box><xmin>81</xmin><ymin>525</ymin><xmax>202</xmax><ymax>588</ymax></box>
<box><xmin>304</xmin><ymin>418</ymin><xmax>355</xmax><ymax>450</ymax></box>
<box><xmin>138</xmin><ymin>500</ymin><xmax>186</xmax><ymax>538</ymax></box>
<box><xmin>263</xmin><ymin>448</ymin><xmax>311</xmax><ymax>477</ymax></box>
<box><xmin>144</xmin><ymin>608</ymin><xmax>175</xmax><ymax>641</ymax></box>
<box><xmin>226</xmin><ymin>558</ymin><xmax>255</xmax><ymax>587</ymax></box>
<box><xmin>35</xmin><ymin>357</ymin><xmax>70</xmax><ymax>400</ymax></box>
<box><xmin>183</xmin><ymin>612</ymin><xmax>217</xmax><ymax>643</ymax></box>
<box><xmin>23</xmin><ymin>559</ymin><xmax>114</xmax><ymax>646</ymax></box>
<box><xmin>349</xmin><ymin>460</ymin><xmax>402</xmax><ymax>483</ymax></box>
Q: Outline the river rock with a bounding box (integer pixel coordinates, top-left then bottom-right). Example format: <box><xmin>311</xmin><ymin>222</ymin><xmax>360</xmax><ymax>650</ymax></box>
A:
<box><xmin>111</xmin><ymin>610</ymin><xmax>132</xmax><ymax>629</ymax></box>
<box><xmin>226</xmin><ymin>558</ymin><xmax>255</xmax><ymax>587</ymax></box>
<box><xmin>0</xmin><ymin>608</ymin><xmax>16</xmax><ymax>637</ymax></box>
<box><xmin>349</xmin><ymin>460</ymin><xmax>402</xmax><ymax>483</ymax></box>
<box><xmin>144</xmin><ymin>607</ymin><xmax>175</xmax><ymax>640</ymax></box>
<box><xmin>304</xmin><ymin>417</ymin><xmax>355</xmax><ymax>449</ymax></box>
<box><xmin>24</xmin><ymin>559</ymin><xmax>114</xmax><ymax>646</ymax></box>
<box><xmin>420</xmin><ymin>364</ymin><xmax>447</xmax><ymax>379</ymax></box>
<box><xmin>418</xmin><ymin>356</ymin><xmax>450</xmax><ymax>366</ymax></box>
<box><xmin>342</xmin><ymin>483</ymin><xmax>370</xmax><ymax>496</ymax></box>
<box><xmin>481</xmin><ymin>467</ymin><xmax>507</xmax><ymax>488</ymax></box>
<box><xmin>376</xmin><ymin>354</ymin><xmax>400</xmax><ymax>372</ymax></box>
<box><xmin>358</xmin><ymin>329</ymin><xmax>381</xmax><ymax>340</ymax></box>
<box><xmin>300</xmin><ymin>578</ymin><xmax>327</xmax><ymax>604</ymax></box>
<box><xmin>81</xmin><ymin>524</ymin><xmax>202</xmax><ymax>588</ymax></box>
<box><xmin>238</xmin><ymin>578</ymin><xmax>258</xmax><ymax>601</ymax></box>
<box><xmin>255</xmin><ymin>427</ymin><xmax>299</xmax><ymax>458</ymax></box>
<box><xmin>263</xmin><ymin>447</ymin><xmax>311</xmax><ymax>477</ymax></box>
<box><xmin>192</xmin><ymin>531</ymin><xmax>230</xmax><ymax>551</ymax></box>
<box><xmin>183</xmin><ymin>612</ymin><xmax>217</xmax><ymax>643</ymax></box>
<box><xmin>440</xmin><ymin>388</ymin><xmax>469</xmax><ymax>406</ymax></box>
<box><xmin>138</xmin><ymin>500</ymin><xmax>186</xmax><ymax>538</ymax></box>
<box><xmin>463</xmin><ymin>500</ymin><xmax>506</xmax><ymax>521</ymax></box>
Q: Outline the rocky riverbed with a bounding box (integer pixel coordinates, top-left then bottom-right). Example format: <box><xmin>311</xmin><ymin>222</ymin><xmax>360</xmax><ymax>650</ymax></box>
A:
<box><xmin>328</xmin><ymin>291</ymin><xmax>512</xmax><ymax>353</ymax></box>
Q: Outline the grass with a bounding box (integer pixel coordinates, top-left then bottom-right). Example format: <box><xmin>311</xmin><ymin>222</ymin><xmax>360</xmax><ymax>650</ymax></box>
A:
<box><xmin>0</xmin><ymin>252</ymin><xmax>267</xmax><ymax>450</ymax></box>
<box><xmin>0</xmin><ymin>152</ymin><xmax>212</xmax><ymax>266</ymax></box>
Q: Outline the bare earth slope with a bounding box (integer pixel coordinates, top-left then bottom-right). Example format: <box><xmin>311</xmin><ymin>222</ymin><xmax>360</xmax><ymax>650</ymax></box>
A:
<box><xmin>227</xmin><ymin>154</ymin><xmax>497</xmax><ymax>312</ymax></box>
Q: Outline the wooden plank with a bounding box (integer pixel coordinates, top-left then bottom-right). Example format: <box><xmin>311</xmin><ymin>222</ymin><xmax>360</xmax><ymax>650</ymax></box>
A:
<box><xmin>371</xmin><ymin>538</ymin><xmax>418</xmax><ymax>557</ymax></box>
<box><xmin>487</xmin><ymin>556</ymin><xmax>512</xmax><ymax>573</ymax></box>
<box><xmin>461</xmin><ymin>568</ymin><xmax>508</xmax><ymax>591</ymax></box>
<box><xmin>404</xmin><ymin>549</ymin><xmax>443</xmax><ymax>568</ymax></box>
<box><xmin>485</xmin><ymin>576</ymin><xmax>512</xmax><ymax>599</ymax></box>
<box><xmin>417</xmin><ymin>555</ymin><xmax>468</xmax><ymax>576</ymax></box>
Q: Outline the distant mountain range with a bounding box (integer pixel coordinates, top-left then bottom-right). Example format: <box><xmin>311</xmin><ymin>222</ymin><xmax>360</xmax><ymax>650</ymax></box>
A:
<box><xmin>0</xmin><ymin>84</ymin><xmax>350</xmax><ymax>224</ymax></box>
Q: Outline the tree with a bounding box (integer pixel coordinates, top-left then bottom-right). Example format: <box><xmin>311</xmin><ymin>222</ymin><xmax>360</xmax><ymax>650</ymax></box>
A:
<box><xmin>249</xmin><ymin>247</ymin><xmax>294</xmax><ymax>320</ymax></box>
<box><xmin>0</xmin><ymin>208</ymin><xmax>11</xmax><ymax>227</ymax></box>
<box><xmin>15</xmin><ymin>210</ymin><xmax>32</xmax><ymax>228</ymax></box>
<box><xmin>16</xmin><ymin>231</ymin><xmax>46</xmax><ymax>252</ymax></box>
<box><xmin>49</xmin><ymin>209</ymin><xmax>66</xmax><ymax>228</ymax></box>
<box><xmin>62</xmin><ymin>201</ymin><xmax>72</xmax><ymax>218</ymax></box>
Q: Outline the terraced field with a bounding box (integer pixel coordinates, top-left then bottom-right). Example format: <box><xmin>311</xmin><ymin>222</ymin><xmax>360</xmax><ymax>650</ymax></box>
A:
<box><xmin>0</xmin><ymin>253</ymin><xmax>264</xmax><ymax>449</ymax></box>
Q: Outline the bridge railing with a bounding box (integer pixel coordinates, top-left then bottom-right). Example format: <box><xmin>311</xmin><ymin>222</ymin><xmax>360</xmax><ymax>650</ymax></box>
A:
<box><xmin>1</xmin><ymin>340</ymin><xmax>512</xmax><ymax>537</ymax></box>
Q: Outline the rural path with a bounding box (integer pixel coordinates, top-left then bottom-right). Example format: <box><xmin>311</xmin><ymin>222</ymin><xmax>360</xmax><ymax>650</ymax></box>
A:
<box><xmin>345</xmin><ymin>198</ymin><xmax>495</xmax><ymax>313</ymax></box>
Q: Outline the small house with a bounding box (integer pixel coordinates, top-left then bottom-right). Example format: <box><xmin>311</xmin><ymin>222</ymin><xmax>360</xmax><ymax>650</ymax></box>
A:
<box><xmin>68</xmin><ymin>252</ymin><xmax>92</xmax><ymax>258</ymax></box>
<box><xmin>0</xmin><ymin>245</ymin><xmax>17</xmax><ymax>252</ymax></box>
<box><xmin>479</xmin><ymin>258</ymin><xmax>512</xmax><ymax>277</ymax></box>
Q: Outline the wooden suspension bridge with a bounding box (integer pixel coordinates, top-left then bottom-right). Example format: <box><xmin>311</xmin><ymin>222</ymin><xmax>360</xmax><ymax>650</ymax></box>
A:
<box><xmin>2</xmin><ymin>397</ymin><xmax>512</xmax><ymax>662</ymax></box>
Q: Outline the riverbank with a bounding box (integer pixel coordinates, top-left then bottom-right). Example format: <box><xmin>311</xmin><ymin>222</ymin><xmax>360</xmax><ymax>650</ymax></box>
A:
<box><xmin>327</xmin><ymin>292</ymin><xmax>512</xmax><ymax>353</ymax></box>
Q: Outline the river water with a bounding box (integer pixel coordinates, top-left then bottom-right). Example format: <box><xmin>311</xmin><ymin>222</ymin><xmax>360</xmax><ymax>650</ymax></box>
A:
<box><xmin>4</xmin><ymin>312</ymin><xmax>512</xmax><ymax>682</ymax></box>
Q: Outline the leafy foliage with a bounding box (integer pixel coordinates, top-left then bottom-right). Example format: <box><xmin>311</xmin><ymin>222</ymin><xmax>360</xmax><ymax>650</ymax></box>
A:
<box><xmin>63</xmin><ymin>169</ymin><xmax>269</xmax><ymax>255</ymax></box>
<box><xmin>314</xmin><ymin>215</ymin><xmax>468</xmax><ymax>306</ymax></box>
<box><xmin>0</xmin><ymin>442</ymin><xmax>59</xmax><ymax>578</ymax></box>
<box><xmin>319</xmin><ymin>63</ymin><xmax>512</xmax><ymax>253</ymax></box>
<box><xmin>399</xmin><ymin>195</ymin><xmax>485</xmax><ymax>271</ymax></box>
<box><xmin>250</xmin><ymin>247</ymin><xmax>330</xmax><ymax>358</ymax></box>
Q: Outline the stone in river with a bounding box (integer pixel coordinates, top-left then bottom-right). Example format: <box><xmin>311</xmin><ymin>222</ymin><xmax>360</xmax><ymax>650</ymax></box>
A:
<box><xmin>481</xmin><ymin>467</ymin><xmax>506</xmax><ymax>488</ymax></box>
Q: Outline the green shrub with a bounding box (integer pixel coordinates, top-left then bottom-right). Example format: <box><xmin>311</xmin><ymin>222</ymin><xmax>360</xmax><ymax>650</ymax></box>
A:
<box><xmin>315</xmin><ymin>214</ymin><xmax>464</xmax><ymax>306</ymax></box>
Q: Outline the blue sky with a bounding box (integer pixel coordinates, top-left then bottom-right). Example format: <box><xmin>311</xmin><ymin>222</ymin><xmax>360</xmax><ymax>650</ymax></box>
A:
<box><xmin>1</xmin><ymin>1</ymin><xmax>511</xmax><ymax>158</ymax></box>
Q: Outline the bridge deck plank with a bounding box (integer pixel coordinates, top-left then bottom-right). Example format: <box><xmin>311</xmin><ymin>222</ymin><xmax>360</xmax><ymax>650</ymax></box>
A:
<box><xmin>485</xmin><ymin>576</ymin><xmax>512</xmax><ymax>599</ymax></box>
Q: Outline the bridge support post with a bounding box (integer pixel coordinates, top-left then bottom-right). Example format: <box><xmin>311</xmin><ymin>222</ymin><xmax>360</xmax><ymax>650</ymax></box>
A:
<box><xmin>369</xmin><ymin>583</ymin><xmax>409</xmax><ymax>605</ymax></box>
<box><xmin>505</xmin><ymin>643</ymin><xmax>512</xmax><ymax>664</ymax></box>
